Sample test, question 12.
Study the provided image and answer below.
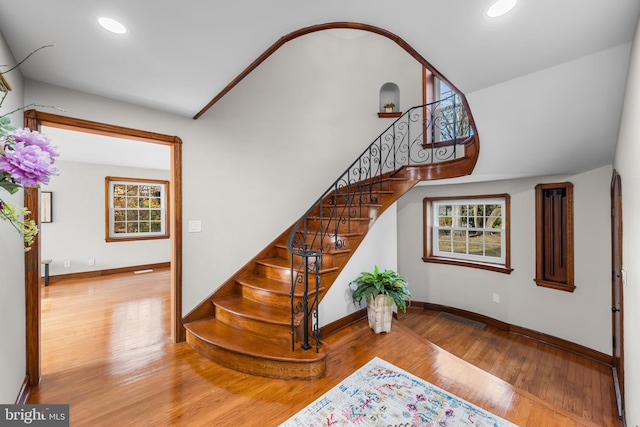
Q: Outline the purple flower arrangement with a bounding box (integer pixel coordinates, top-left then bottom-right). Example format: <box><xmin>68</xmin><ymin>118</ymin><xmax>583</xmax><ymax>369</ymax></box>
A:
<box><xmin>1</xmin><ymin>44</ymin><xmax>60</xmax><ymax>249</ymax></box>
<box><xmin>0</xmin><ymin>117</ymin><xmax>60</xmax><ymax>250</ymax></box>
<box><xmin>1</xmin><ymin>128</ymin><xmax>59</xmax><ymax>188</ymax></box>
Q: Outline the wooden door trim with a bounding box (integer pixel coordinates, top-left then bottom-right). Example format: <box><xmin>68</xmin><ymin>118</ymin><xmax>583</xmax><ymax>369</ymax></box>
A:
<box><xmin>610</xmin><ymin>169</ymin><xmax>624</xmax><ymax>418</ymax></box>
<box><xmin>23</xmin><ymin>110</ymin><xmax>183</xmax><ymax>387</ymax></box>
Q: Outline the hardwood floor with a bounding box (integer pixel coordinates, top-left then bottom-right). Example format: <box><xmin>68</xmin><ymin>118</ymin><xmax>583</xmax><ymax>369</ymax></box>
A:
<box><xmin>29</xmin><ymin>269</ymin><xmax>619</xmax><ymax>426</ymax></box>
<box><xmin>398</xmin><ymin>311</ymin><xmax>619</xmax><ymax>427</ymax></box>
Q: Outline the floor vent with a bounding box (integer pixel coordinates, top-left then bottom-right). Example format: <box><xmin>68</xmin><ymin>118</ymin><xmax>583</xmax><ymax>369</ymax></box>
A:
<box><xmin>437</xmin><ymin>312</ymin><xmax>486</xmax><ymax>330</ymax></box>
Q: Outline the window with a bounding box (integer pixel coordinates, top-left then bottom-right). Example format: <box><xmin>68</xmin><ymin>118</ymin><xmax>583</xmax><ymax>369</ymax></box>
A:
<box><xmin>432</xmin><ymin>78</ymin><xmax>472</xmax><ymax>143</ymax></box>
<box><xmin>105</xmin><ymin>177</ymin><xmax>169</xmax><ymax>242</ymax></box>
<box><xmin>534</xmin><ymin>182</ymin><xmax>574</xmax><ymax>292</ymax></box>
<box><xmin>423</xmin><ymin>195</ymin><xmax>512</xmax><ymax>274</ymax></box>
<box><xmin>434</xmin><ymin>77</ymin><xmax>453</xmax><ymax>101</ymax></box>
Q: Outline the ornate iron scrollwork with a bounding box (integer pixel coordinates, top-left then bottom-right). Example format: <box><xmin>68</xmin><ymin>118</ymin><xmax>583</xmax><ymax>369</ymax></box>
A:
<box><xmin>287</xmin><ymin>95</ymin><xmax>472</xmax><ymax>352</ymax></box>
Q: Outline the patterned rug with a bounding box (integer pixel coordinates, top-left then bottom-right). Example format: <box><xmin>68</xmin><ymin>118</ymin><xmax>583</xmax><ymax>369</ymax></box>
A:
<box><xmin>280</xmin><ymin>357</ymin><xmax>517</xmax><ymax>427</ymax></box>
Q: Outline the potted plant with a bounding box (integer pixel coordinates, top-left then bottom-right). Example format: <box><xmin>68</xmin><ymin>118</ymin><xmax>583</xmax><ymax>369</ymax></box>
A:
<box><xmin>383</xmin><ymin>102</ymin><xmax>395</xmax><ymax>113</ymax></box>
<box><xmin>350</xmin><ymin>265</ymin><xmax>411</xmax><ymax>333</ymax></box>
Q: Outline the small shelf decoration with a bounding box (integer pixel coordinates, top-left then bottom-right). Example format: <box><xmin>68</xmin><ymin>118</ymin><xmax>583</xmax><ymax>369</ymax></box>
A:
<box><xmin>378</xmin><ymin>83</ymin><xmax>401</xmax><ymax>118</ymax></box>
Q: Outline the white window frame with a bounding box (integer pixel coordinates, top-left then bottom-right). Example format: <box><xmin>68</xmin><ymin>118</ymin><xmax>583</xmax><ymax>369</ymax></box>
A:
<box><xmin>424</xmin><ymin>195</ymin><xmax>512</xmax><ymax>274</ymax></box>
<box><xmin>106</xmin><ymin>177</ymin><xmax>169</xmax><ymax>241</ymax></box>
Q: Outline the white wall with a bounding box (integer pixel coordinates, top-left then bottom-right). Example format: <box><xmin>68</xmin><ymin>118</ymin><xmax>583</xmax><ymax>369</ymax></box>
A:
<box><xmin>319</xmin><ymin>204</ymin><xmax>397</xmax><ymax>326</ymax></box>
<box><xmin>179</xmin><ymin>29</ymin><xmax>421</xmax><ymax>314</ymax></box>
<box><xmin>613</xmin><ymin>14</ymin><xmax>640</xmax><ymax>426</ymax></box>
<box><xmin>0</xmin><ymin>31</ymin><xmax>26</xmax><ymax>403</ymax></box>
<box><xmin>397</xmin><ymin>165</ymin><xmax>613</xmax><ymax>354</ymax></box>
<box><xmin>40</xmin><ymin>160</ymin><xmax>170</xmax><ymax>276</ymax></box>
<box><xmin>24</xmin><ymin>29</ymin><xmax>422</xmax><ymax>317</ymax></box>
<box><xmin>466</xmin><ymin>43</ymin><xmax>630</xmax><ymax>182</ymax></box>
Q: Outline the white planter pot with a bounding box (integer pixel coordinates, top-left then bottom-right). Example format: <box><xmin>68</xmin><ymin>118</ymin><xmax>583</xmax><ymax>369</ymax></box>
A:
<box><xmin>367</xmin><ymin>294</ymin><xmax>394</xmax><ymax>333</ymax></box>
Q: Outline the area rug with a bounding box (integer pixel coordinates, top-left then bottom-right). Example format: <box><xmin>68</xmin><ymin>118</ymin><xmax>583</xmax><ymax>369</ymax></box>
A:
<box><xmin>280</xmin><ymin>357</ymin><xmax>517</xmax><ymax>427</ymax></box>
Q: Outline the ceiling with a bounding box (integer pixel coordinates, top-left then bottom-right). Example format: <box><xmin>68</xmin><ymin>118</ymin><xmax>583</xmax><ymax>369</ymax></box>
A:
<box><xmin>41</xmin><ymin>126</ymin><xmax>170</xmax><ymax>171</ymax></box>
<box><xmin>1</xmin><ymin>1</ymin><xmax>639</xmax><ymax>175</ymax></box>
<box><xmin>0</xmin><ymin>0</ymin><xmax>638</xmax><ymax>118</ymax></box>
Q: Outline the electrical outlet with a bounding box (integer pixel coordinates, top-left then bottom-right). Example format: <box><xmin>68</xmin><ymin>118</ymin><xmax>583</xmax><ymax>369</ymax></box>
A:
<box><xmin>492</xmin><ymin>293</ymin><xmax>500</xmax><ymax>303</ymax></box>
<box><xmin>64</xmin><ymin>260</ymin><xmax>71</xmax><ymax>268</ymax></box>
<box><xmin>88</xmin><ymin>258</ymin><xmax>95</xmax><ymax>266</ymax></box>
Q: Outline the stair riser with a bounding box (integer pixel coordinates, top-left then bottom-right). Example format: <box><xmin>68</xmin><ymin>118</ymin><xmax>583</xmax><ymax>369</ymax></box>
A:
<box><xmin>274</xmin><ymin>246</ymin><xmax>340</xmax><ymax>269</ymax></box>
<box><xmin>186</xmin><ymin>332</ymin><xmax>325</xmax><ymax>380</ymax></box>
<box><xmin>255</xmin><ymin>263</ymin><xmax>291</xmax><ymax>282</ymax></box>
<box><xmin>288</xmin><ymin>234</ymin><xmax>363</xmax><ymax>253</ymax></box>
<box><xmin>214</xmin><ymin>305</ymin><xmax>291</xmax><ymax>341</ymax></box>
<box><xmin>239</xmin><ymin>285</ymin><xmax>315</xmax><ymax>310</ymax></box>
<box><xmin>309</xmin><ymin>204</ymin><xmax>380</xmax><ymax>220</ymax></box>
<box><xmin>327</xmin><ymin>179</ymin><xmax>397</xmax><ymax>194</ymax></box>
<box><xmin>322</xmin><ymin>192</ymin><xmax>392</xmax><ymax>208</ymax></box>
<box><xmin>302</xmin><ymin>218</ymin><xmax>370</xmax><ymax>234</ymax></box>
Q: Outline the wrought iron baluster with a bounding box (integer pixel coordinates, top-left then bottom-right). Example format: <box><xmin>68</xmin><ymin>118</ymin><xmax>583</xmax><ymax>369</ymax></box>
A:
<box><xmin>286</xmin><ymin>97</ymin><xmax>473</xmax><ymax>353</ymax></box>
<box><xmin>290</xmin><ymin>251</ymin><xmax>295</xmax><ymax>352</ymax></box>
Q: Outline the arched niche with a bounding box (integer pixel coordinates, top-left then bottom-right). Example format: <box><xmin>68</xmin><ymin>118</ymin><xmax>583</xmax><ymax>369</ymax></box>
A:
<box><xmin>379</xmin><ymin>82</ymin><xmax>400</xmax><ymax>113</ymax></box>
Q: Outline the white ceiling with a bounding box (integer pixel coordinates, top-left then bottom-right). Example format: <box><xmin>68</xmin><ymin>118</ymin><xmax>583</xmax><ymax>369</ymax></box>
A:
<box><xmin>1</xmin><ymin>1</ymin><xmax>639</xmax><ymax>175</ymax></box>
<box><xmin>0</xmin><ymin>0</ymin><xmax>638</xmax><ymax>118</ymax></box>
<box><xmin>41</xmin><ymin>126</ymin><xmax>170</xmax><ymax>171</ymax></box>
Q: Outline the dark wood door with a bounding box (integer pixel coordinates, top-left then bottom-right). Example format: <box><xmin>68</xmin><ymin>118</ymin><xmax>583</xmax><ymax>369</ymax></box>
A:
<box><xmin>611</xmin><ymin>170</ymin><xmax>624</xmax><ymax>418</ymax></box>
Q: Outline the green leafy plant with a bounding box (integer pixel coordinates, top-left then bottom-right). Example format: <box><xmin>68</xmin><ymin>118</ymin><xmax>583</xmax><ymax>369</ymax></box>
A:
<box><xmin>383</xmin><ymin>102</ymin><xmax>395</xmax><ymax>109</ymax></box>
<box><xmin>350</xmin><ymin>265</ymin><xmax>411</xmax><ymax>312</ymax></box>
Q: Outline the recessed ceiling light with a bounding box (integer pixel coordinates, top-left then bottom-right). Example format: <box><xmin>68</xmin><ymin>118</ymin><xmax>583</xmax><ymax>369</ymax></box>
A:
<box><xmin>486</xmin><ymin>0</ymin><xmax>517</xmax><ymax>18</ymax></box>
<box><xmin>98</xmin><ymin>17</ymin><xmax>127</xmax><ymax>35</ymax></box>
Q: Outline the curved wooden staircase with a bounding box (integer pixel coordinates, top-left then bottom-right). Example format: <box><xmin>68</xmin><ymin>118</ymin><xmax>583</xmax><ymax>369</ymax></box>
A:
<box><xmin>183</xmin><ymin>98</ymin><xmax>479</xmax><ymax>380</ymax></box>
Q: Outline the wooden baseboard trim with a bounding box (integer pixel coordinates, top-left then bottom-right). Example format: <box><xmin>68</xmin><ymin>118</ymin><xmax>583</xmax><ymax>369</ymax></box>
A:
<box><xmin>421</xmin><ymin>302</ymin><xmax>510</xmax><ymax>331</ymax></box>
<box><xmin>320</xmin><ymin>308</ymin><xmax>367</xmax><ymax>338</ymax></box>
<box><xmin>44</xmin><ymin>262</ymin><xmax>171</xmax><ymax>285</ymax></box>
<box><xmin>15</xmin><ymin>376</ymin><xmax>30</xmax><ymax>404</ymax></box>
<box><xmin>509</xmin><ymin>324</ymin><xmax>612</xmax><ymax>366</ymax></box>
<box><xmin>418</xmin><ymin>301</ymin><xmax>613</xmax><ymax>367</ymax></box>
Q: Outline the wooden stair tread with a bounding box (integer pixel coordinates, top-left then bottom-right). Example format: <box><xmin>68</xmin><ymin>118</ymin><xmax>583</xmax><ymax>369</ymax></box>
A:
<box><xmin>214</xmin><ymin>294</ymin><xmax>292</xmax><ymax>324</ymax></box>
<box><xmin>289</xmin><ymin>230</ymin><xmax>365</xmax><ymax>238</ymax></box>
<box><xmin>325</xmin><ymin>203</ymin><xmax>382</xmax><ymax>208</ymax></box>
<box><xmin>306</xmin><ymin>215</ymin><xmax>372</xmax><ymax>221</ymax></box>
<box><xmin>274</xmin><ymin>243</ymin><xmax>351</xmax><ymax>256</ymax></box>
<box><xmin>329</xmin><ymin>191</ymin><xmax>394</xmax><ymax>199</ymax></box>
<box><xmin>185</xmin><ymin>317</ymin><xmax>327</xmax><ymax>362</ymax></box>
<box><xmin>257</xmin><ymin>256</ymin><xmax>341</xmax><ymax>273</ymax></box>
<box><xmin>236</xmin><ymin>274</ymin><xmax>325</xmax><ymax>296</ymax></box>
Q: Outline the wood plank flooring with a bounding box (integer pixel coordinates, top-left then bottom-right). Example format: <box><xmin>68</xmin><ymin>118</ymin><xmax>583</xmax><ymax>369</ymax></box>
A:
<box><xmin>28</xmin><ymin>269</ymin><xmax>620</xmax><ymax>426</ymax></box>
<box><xmin>398</xmin><ymin>310</ymin><xmax>619</xmax><ymax>426</ymax></box>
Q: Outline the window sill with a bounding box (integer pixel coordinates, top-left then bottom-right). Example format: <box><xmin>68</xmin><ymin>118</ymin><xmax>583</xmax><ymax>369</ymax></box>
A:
<box><xmin>422</xmin><ymin>256</ymin><xmax>513</xmax><ymax>275</ymax></box>
<box><xmin>106</xmin><ymin>235</ymin><xmax>170</xmax><ymax>243</ymax></box>
<box><xmin>377</xmin><ymin>111</ymin><xmax>402</xmax><ymax>118</ymax></box>
<box><xmin>534</xmin><ymin>279</ymin><xmax>576</xmax><ymax>293</ymax></box>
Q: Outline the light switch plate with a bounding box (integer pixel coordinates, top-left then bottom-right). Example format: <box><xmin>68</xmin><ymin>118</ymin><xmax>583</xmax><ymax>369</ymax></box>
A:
<box><xmin>188</xmin><ymin>220</ymin><xmax>202</xmax><ymax>233</ymax></box>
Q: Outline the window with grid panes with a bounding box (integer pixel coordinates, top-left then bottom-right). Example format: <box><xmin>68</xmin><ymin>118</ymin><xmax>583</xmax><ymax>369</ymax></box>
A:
<box><xmin>106</xmin><ymin>177</ymin><xmax>169</xmax><ymax>241</ymax></box>
<box><xmin>423</xmin><ymin>195</ymin><xmax>512</xmax><ymax>274</ymax></box>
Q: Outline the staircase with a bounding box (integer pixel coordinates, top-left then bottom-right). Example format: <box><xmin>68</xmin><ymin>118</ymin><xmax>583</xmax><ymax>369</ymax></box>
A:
<box><xmin>183</xmin><ymin>96</ymin><xmax>479</xmax><ymax>380</ymax></box>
